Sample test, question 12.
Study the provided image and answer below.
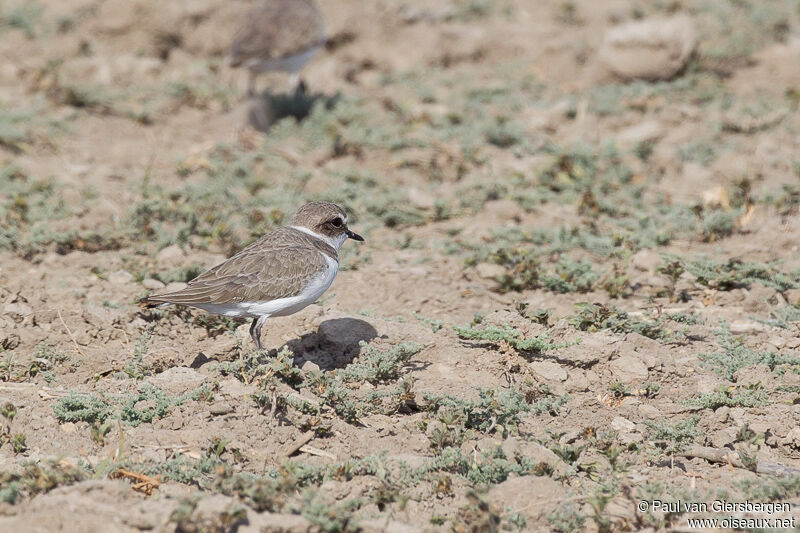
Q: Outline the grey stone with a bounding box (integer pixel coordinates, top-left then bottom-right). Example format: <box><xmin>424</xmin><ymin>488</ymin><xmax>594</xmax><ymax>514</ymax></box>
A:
<box><xmin>108</xmin><ymin>270</ymin><xmax>134</xmax><ymax>284</ymax></box>
<box><xmin>609</xmin><ymin>355</ymin><xmax>648</xmax><ymax>383</ymax></box>
<box><xmin>599</xmin><ymin>16</ymin><xmax>696</xmax><ymax>81</ymax></box>
<box><xmin>729</xmin><ymin>320</ymin><xmax>768</xmax><ymax>335</ymax></box>
<box><xmin>141</xmin><ymin>278</ymin><xmax>165</xmax><ymax>290</ymax></box>
<box><xmin>631</xmin><ymin>249</ymin><xmax>662</xmax><ymax>274</ymax></box>
<box><xmin>155</xmin><ymin>244</ymin><xmax>186</xmax><ymax>268</ymax></box>
<box><xmin>530</xmin><ymin>361</ymin><xmax>568</xmax><ymax>382</ymax></box>
<box><xmin>710</xmin><ymin>427</ymin><xmax>738</xmax><ymax>448</ymax></box>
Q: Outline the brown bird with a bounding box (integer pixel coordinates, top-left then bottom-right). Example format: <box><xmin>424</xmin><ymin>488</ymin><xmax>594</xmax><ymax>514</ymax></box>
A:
<box><xmin>228</xmin><ymin>0</ymin><xmax>326</xmax><ymax>96</ymax></box>
<box><xmin>145</xmin><ymin>202</ymin><xmax>363</xmax><ymax>350</ymax></box>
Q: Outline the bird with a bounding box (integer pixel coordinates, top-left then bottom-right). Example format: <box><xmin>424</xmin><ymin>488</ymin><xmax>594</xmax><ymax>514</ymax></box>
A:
<box><xmin>228</xmin><ymin>0</ymin><xmax>326</xmax><ymax>97</ymax></box>
<box><xmin>145</xmin><ymin>201</ymin><xmax>363</xmax><ymax>350</ymax></box>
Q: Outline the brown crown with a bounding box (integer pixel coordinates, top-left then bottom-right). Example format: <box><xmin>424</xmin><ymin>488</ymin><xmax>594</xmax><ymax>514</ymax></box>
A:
<box><xmin>289</xmin><ymin>201</ymin><xmax>347</xmax><ymax>230</ymax></box>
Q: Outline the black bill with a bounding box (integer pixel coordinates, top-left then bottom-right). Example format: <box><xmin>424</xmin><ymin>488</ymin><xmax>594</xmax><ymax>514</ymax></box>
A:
<box><xmin>347</xmin><ymin>229</ymin><xmax>364</xmax><ymax>241</ymax></box>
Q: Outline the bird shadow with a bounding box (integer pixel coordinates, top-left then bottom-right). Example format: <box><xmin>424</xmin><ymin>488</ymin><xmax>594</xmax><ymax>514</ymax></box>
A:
<box><xmin>286</xmin><ymin>317</ymin><xmax>378</xmax><ymax>371</ymax></box>
<box><xmin>248</xmin><ymin>88</ymin><xmax>340</xmax><ymax>132</ymax></box>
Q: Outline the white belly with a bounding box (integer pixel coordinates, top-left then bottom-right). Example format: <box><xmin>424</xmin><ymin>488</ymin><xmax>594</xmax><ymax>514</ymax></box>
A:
<box><xmin>195</xmin><ymin>253</ymin><xmax>338</xmax><ymax>319</ymax></box>
<box><xmin>244</xmin><ymin>46</ymin><xmax>321</xmax><ymax>75</ymax></box>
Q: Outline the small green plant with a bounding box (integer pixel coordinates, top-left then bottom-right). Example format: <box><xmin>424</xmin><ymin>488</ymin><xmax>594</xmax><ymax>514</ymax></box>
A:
<box><xmin>569</xmin><ymin>303</ymin><xmax>685</xmax><ymax>342</ymax></box>
<box><xmin>665</xmin><ymin>254</ymin><xmax>798</xmax><ymax>291</ymax></box>
<box><xmin>412</xmin><ymin>312</ymin><xmax>443</xmax><ymax>332</ymax></box>
<box><xmin>339</xmin><ymin>342</ymin><xmax>422</xmax><ymax>383</ymax></box>
<box><xmin>0</xmin><ymin>461</ymin><xmax>87</xmax><ymax>504</ymax></box>
<box><xmin>686</xmin><ymin>384</ymin><xmax>769</xmax><ymax>409</ymax></box>
<box><xmin>736</xmin><ymin>475</ymin><xmax>800</xmax><ymax>502</ymax></box>
<box><xmin>10</xmin><ymin>433</ymin><xmax>26</xmax><ymax>454</ymax></box>
<box><xmin>699</xmin><ymin>321</ymin><xmax>800</xmax><ymax>381</ymax></box>
<box><xmin>548</xmin><ymin>501</ymin><xmax>586</xmax><ymax>532</ymax></box>
<box><xmin>218</xmin><ymin>346</ymin><xmax>303</xmax><ymax>387</ymax></box>
<box><xmin>644</xmin><ymin>416</ymin><xmax>699</xmax><ymax>465</ymax></box>
<box><xmin>454</xmin><ymin>323</ymin><xmax>567</xmax><ymax>355</ymax></box>
<box><xmin>53</xmin><ymin>392</ymin><xmax>113</xmax><ymax>424</ymax></box>
<box><xmin>125</xmin><ymin>328</ymin><xmax>153</xmax><ymax>379</ymax></box>
<box><xmin>424</xmin><ymin>388</ymin><xmax>530</xmax><ymax>435</ymax></box>
<box><xmin>300</xmin><ymin>492</ymin><xmax>360</xmax><ymax>532</ymax></box>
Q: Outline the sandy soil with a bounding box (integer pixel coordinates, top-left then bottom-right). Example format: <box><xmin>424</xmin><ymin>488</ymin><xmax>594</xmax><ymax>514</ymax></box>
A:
<box><xmin>2</xmin><ymin>0</ymin><xmax>800</xmax><ymax>531</ymax></box>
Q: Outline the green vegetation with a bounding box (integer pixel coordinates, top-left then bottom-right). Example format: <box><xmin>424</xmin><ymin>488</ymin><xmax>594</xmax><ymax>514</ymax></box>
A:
<box><xmin>454</xmin><ymin>323</ymin><xmax>567</xmax><ymax>354</ymax></box>
<box><xmin>569</xmin><ymin>303</ymin><xmax>691</xmax><ymax>342</ymax></box>
<box><xmin>52</xmin><ymin>385</ymin><xmax>213</xmax><ymax>427</ymax></box>
<box><xmin>424</xmin><ymin>388</ymin><xmax>530</xmax><ymax>435</ymax></box>
<box><xmin>666</xmin><ymin>254</ymin><xmax>799</xmax><ymax>291</ymax></box>
<box><xmin>699</xmin><ymin>321</ymin><xmax>800</xmax><ymax>381</ymax></box>
<box><xmin>644</xmin><ymin>416</ymin><xmax>700</xmax><ymax>462</ymax></box>
<box><xmin>686</xmin><ymin>384</ymin><xmax>769</xmax><ymax>409</ymax></box>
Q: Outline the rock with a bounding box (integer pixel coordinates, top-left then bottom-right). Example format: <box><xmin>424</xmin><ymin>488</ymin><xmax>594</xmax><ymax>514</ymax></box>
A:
<box><xmin>565</xmin><ymin>370</ymin><xmax>590</xmax><ymax>392</ymax></box>
<box><xmin>141</xmin><ymin>278</ymin><xmax>165</xmax><ymax>290</ymax></box>
<box><xmin>600</xmin><ymin>16</ymin><xmax>696</xmax><ymax>81</ymax></box>
<box><xmin>710</xmin><ymin>427</ymin><xmax>738</xmax><ymax>448</ymax></box>
<box><xmin>733</xmin><ymin>364</ymin><xmax>772</xmax><ymax>386</ymax></box>
<box><xmin>510</xmin><ymin>440</ymin><xmax>562</xmax><ymax>465</ymax></box>
<box><xmin>530</xmin><ymin>361</ymin><xmax>568</xmax><ymax>382</ymax></box>
<box><xmin>301</xmin><ymin>360</ymin><xmax>320</xmax><ymax>373</ymax></box>
<box><xmin>638</xmin><ymin>404</ymin><xmax>662</xmax><ymax>419</ymax></box>
<box><xmin>713</xmin><ymin>406</ymin><xmax>730</xmax><ymax>424</ymax></box>
<box><xmin>4</xmin><ymin>301</ymin><xmax>33</xmax><ymax>322</ymax></box>
<box><xmin>695</xmin><ymin>376</ymin><xmax>724</xmax><ymax>395</ymax></box>
<box><xmin>108</xmin><ymin>269</ymin><xmax>134</xmax><ymax>284</ymax></box>
<box><xmin>609</xmin><ymin>355</ymin><xmax>648</xmax><ymax>383</ymax></box>
<box><xmin>147</xmin><ymin>367</ymin><xmax>205</xmax><ymax>394</ymax></box>
<box><xmin>782</xmin><ymin>427</ymin><xmax>800</xmax><ymax>449</ymax></box>
<box><xmin>209</xmin><ymin>402</ymin><xmax>234</xmax><ymax>416</ymax></box>
<box><xmin>616</xmin><ymin>121</ymin><xmax>664</xmax><ymax>149</ymax></box>
<box><xmin>474</xmin><ymin>262</ymin><xmax>506</xmax><ymax>280</ymax></box>
<box><xmin>1</xmin><ymin>332</ymin><xmax>20</xmax><ymax>350</ymax></box>
<box><xmin>729</xmin><ymin>320</ymin><xmax>768</xmax><ymax>335</ymax></box>
<box><xmin>631</xmin><ymin>249</ymin><xmax>662</xmax><ymax>274</ymax></box>
<box><xmin>407</xmin><ymin>188</ymin><xmax>435</xmax><ymax>210</ymax></box>
<box><xmin>766</xmin><ymin>336</ymin><xmax>786</xmax><ymax>350</ymax></box>
<box><xmin>558</xmin><ymin>331</ymin><xmax>620</xmax><ymax>367</ymax></box>
<box><xmin>487</xmin><ymin>476</ymin><xmax>566</xmax><ymax>523</ymax></box>
<box><xmin>785</xmin><ymin>289</ymin><xmax>800</xmax><ymax>306</ymax></box>
<box><xmin>155</xmin><ymin>244</ymin><xmax>186</xmax><ymax>268</ymax></box>
<box><xmin>743</xmin><ymin>285</ymin><xmax>781</xmax><ymax>313</ymax></box>
<box><xmin>611</xmin><ymin>416</ymin><xmax>635</xmax><ymax>433</ymax></box>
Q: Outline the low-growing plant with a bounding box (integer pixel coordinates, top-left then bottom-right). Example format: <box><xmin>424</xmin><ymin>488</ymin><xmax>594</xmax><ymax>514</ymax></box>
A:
<box><xmin>665</xmin><ymin>254</ymin><xmax>799</xmax><ymax>291</ymax></box>
<box><xmin>424</xmin><ymin>388</ymin><xmax>530</xmax><ymax>435</ymax></box>
<box><xmin>569</xmin><ymin>303</ymin><xmax>686</xmax><ymax>342</ymax></box>
<box><xmin>686</xmin><ymin>383</ymin><xmax>769</xmax><ymax>409</ymax></box>
<box><xmin>454</xmin><ymin>323</ymin><xmax>568</xmax><ymax>355</ymax></box>
<box><xmin>644</xmin><ymin>416</ymin><xmax>700</xmax><ymax>465</ymax></box>
<box><xmin>699</xmin><ymin>321</ymin><xmax>800</xmax><ymax>381</ymax></box>
<box><xmin>338</xmin><ymin>342</ymin><xmax>422</xmax><ymax>383</ymax></box>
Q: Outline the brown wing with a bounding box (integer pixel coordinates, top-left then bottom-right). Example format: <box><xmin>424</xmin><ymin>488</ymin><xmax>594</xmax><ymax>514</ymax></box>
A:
<box><xmin>147</xmin><ymin>241</ymin><xmax>330</xmax><ymax>305</ymax></box>
<box><xmin>229</xmin><ymin>0</ymin><xmax>325</xmax><ymax>66</ymax></box>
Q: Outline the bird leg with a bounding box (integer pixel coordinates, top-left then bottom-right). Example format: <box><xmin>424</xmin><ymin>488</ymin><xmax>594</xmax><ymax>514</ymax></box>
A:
<box><xmin>288</xmin><ymin>72</ymin><xmax>304</xmax><ymax>96</ymax></box>
<box><xmin>247</xmin><ymin>71</ymin><xmax>257</xmax><ymax>97</ymax></box>
<box><xmin>250</xmin><ymin>316</ymin><xmax>267</xmax><ymax>351</ymax></box>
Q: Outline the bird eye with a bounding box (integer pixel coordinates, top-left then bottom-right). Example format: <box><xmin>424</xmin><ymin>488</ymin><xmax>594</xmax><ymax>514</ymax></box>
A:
<box><xmin>331</xmin><ymin>217</ymin><xmax>343</xmax><ymax>227</ymax></box>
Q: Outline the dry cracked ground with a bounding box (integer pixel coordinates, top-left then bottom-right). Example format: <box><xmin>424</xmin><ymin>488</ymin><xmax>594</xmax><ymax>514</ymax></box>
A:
<box><xmin>2</xmin><ymin>0</ymin><xmax>800</xmax><ymax>531</ymax></box>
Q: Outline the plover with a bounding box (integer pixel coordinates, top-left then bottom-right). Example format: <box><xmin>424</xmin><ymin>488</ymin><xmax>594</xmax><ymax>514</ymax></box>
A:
<box><xmin>228</xmin><ymin>0</ymin><xmax>326</xmax><ymax>96</ymax></box>
<box><xmin>145</xmin><ymin>202</ymin><xmax>363</xmax><ymax>350</ymax></box>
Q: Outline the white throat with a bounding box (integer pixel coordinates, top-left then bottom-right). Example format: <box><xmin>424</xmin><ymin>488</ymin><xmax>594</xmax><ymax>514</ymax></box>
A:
<box><xmin>291</xmin><ymin>225</ymin><xmax>347</xmax><ymax>251</ymax></box>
